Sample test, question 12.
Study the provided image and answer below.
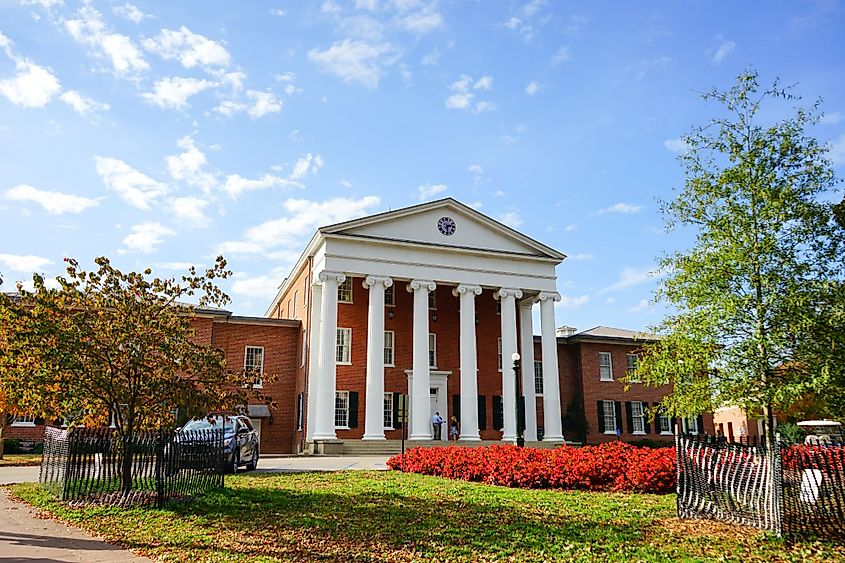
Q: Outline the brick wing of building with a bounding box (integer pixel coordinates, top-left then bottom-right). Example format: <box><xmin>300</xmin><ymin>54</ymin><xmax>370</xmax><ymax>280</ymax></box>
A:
<box><xmin>5</xmin><ymin>198</ymin><xmax>712</xmax><ymax>454</ymax></box>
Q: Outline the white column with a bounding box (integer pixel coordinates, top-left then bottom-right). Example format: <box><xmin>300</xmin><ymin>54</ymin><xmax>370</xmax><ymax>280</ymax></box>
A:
<box><xmin>407</xmin><ymin>279</ymin><xmax>436</xmax><ymax>440</ymax></box>
<box><xmin>497</xmin><ymin>287</ymin><xmax>523</xmax><ymax>442</ymax></box>
<box><xmin>453</xmin><ymin>284</ymin><xmax>482</xmax><ymax>441</ymax></box>
<box><xmin>312</xmin><ymin>271</ymin><xmax>345</xmax><ymax>441</ymax></box>
<box><xmin>519</xmin><ymin>299</ymin><xmax>538</xmax><ymax>442</ymax></box>
<box><xmin>305</xmin><ymin>282</ymin><xmax>323</xmax><ymax>442</ymax></box>
<box><xmin>362</xmin><ymin>275</ymin><xmax>392</xmax><ymax>440</ymax></box>
<box><xmin>539</xmin><ymin>291</ymin><xmax>564</xmax><ymax>441</ymax></box>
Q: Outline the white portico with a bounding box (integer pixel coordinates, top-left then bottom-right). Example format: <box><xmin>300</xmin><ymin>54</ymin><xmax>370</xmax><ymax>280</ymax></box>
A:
<box><xmin>274</xmin><ymin>198</ymin><xmax>567</xmax><ymax>450</ymax></box>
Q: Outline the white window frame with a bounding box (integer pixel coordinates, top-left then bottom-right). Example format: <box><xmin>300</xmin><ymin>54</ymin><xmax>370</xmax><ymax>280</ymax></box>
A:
<box><xmin>428</xmin><ymin>290</ymin><xmax>436</xmax><ymax>309</ymax></box>
<box><xmin>301</xmin><ymin>331</ymin><xmax>307</xmax><ymax>367</ymax></box>
<box><xmin>244</xmin><ymin>346</ymin><xmax>265</xmax><ymax>388</ymax></box>
<box><xmin>533</xmin><ymin>360</ymin><xmax>544</xmax><ymax>395</ymax></box>
<box><xmin>383</xmin><ymin>392</ymin><xmax>394</xmax><ymax>429</ymax></box>
<box><xmin>337</xmin><ymin>278</ymin><xmax>353</xmax><ymax>303</ymax></box>
<box><xmin>599</xmin><ymin>352</ymin><xmax>614</xmax><ymax>381</ymax></box>
<box><xmin>334</xmin><ymin>391</ymin><xmax>350</xmax><ymax>429</ymax></box>
<box><xmin>336</xmin><ymin>328</ymin><xmax>352</xmax><ymax>365</ymax></box>
<box><xmin>384</xmin><ymin>330</ymin><xmax>395</xmax><ymax>367</ymax></box>
<box><xmin>10</xmin><ymin>414</ymin><xmax>36</xmax><ymax>427</ymax></box>
<box><xmin>631</xmin><ymin>401</ymin><xmax>646</xmax><ymax>435</ymax></box>
<box><xmin>685</xmin><ymin>416</ymin><xmax>700</xmax><ymax>435</ymax></box>
<box><xmin>384</xmin><ymin>284</ymin><xmax>395</xmax><ymax>306</ymax></box>
<box><xmin>603</xmin><ymin>400</ymin><xmax>617</xmax><ymax>435</ymax></box>
<box><xmin>658</xmin><ymin>411</ymin><xmax>673</xmax><ymax>435</ymax></box>
<box><xmin>296</xmin><ymin>393</ymin><xmax>304</xmax><ymax>431</ymax></box>
<box><xmin>626</xmin><ymin>354</ymin><xmax>641</xmax><ymax>383</ymax></box>
<box><xmin>497</xmin><ymin>337</ymin><xmax>503</xmax><ymax>372</ymax></box>
<box><xmin>428</xmin><ymin>333</ymin><xmax>437</xmax><ymax>368</ymax></box>
<box><xmin>292</xmin><ymin>291</ymin><xmax>298</xmax><ymax>319</ymax></box>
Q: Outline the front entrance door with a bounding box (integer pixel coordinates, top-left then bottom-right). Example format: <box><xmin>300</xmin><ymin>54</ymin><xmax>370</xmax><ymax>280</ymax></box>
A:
<box><xmin>430</xmin><ymin>388</ymin><xmax>440</xmax><ymax>440</ymax></box>
<box><xmin>250</xmin><ymin>418</ymin><xmax>262</xmax><ymax>453</ymax></box>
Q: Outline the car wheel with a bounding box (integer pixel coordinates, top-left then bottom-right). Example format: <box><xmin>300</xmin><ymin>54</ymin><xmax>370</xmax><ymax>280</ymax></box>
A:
<box><xmin>228</xmin><ymin>452</ymin><xmax>239</xmax><ymax>474</ymax></box>
<box><xmin>246</xmin><ymin>450</ymin><xmax>258</xmax><ymax>471</ymax></box>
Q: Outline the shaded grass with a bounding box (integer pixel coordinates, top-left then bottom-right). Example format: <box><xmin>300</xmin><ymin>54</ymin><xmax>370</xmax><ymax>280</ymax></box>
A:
<box><xmin>0</xmin><ymin>454</ymin><xmax>42</xmax><ymax>467</ymax></box>
<box><xmin>9</xmin><ymin>471</ymin><xmax>845</xmax><ymax>562</ymax></box>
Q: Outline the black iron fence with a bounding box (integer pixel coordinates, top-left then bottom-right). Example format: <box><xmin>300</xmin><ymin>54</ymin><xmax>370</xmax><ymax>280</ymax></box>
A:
<box><xmin>39</xmin><ymin>426</ymin><xmax>225</xmax><ymax>507</ymax></box>
<box><xmin>677</xmin><ymin>433</ymin><xmax>845</xmax><ymax>539</ymax></box>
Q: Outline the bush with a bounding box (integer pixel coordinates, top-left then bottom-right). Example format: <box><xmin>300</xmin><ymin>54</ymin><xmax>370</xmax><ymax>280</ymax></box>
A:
<box><xmin>387</xmin><ymin>442</ymin><xmax>676</xmax><ymax>494</ymax></box>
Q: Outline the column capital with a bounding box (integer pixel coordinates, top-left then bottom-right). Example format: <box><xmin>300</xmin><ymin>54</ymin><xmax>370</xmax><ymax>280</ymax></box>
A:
<box><xmin>518</xmin><ymin>296</ymin><xmax>538</xmax><ymax>308</ymax></box>
<box><xmin>318</xmin><ymin>270</ymin><xmax>346</xmax><ymax>285</ymax></box>
<box><xmin>362</xmin><ymin>275</ymin><xmax>393</xmax><ymax>289</ymax></box>
<box><xmin>537</xmin><ymin>291</ymin><xmax>562</xmax><ymax>302</ymax></box>
<box><xmin>453</xmin><ymin>283</ymin><xmax>482</xmax><ymax>297</ymax></box>
<box><xmin>496</xmin><ymin>287</ymin><xmax>523</xmax><ymax>300</ymax></box>
<box><xmin>407</xmin><ymin>279</ymin><xmax>436</xmax><ymax>292</ymax></box>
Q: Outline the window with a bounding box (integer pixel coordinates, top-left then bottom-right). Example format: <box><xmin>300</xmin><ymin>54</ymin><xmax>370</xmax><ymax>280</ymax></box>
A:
<box><xmin>631</xmin><ymin>401</ymin><xmax>645</xmax><ymax>434</ymax></box>
<box><xmin>685</xmin><ymin>416</ymin><xmax>700</xmax><ymax>435</ymax></box>
<box><xmin>11</xmin><ymin>414</ymin><xmax>35</xmax><ymax>427</ymax></box>
<box><xmin>301</xmin><ymin>331</ymin><xmax>307</xmax><ymax>367</ymax></box>
<box><xmin>429</xmin><ymin>333</ymin><xmax>437</xmax><ymax>368</ymax></box>
<box><xmin>496</xmin><ymin>300</ymin><xmax>501</xmax><ymax>315</ymax></box>
<box><xmin>658</xmin><ymin>410</ymin><xmax>672</xmax><ymax>435</ymax></box>
<box><xmin>304</xmin><ymin>275</ymin><xmax>309</xmax><ymax>307</ymax></box>
<box><xmin>384</xmin><ymin>330</ymin><xmax>395</xmax><ymax>366</ymax></box>
<box><xmin>244</xmin><ymin>346</ymin><xmax>264</xmax><ymax>388</ymax></box>
<box><xmin>384</xmin><ymin>285</ymin><xmax>395</xmax><ymax>306</ymax></box>
<box><xmin>337</xmin><ymin>278</ymin><xmax>353</xmax><ymax>303</ymax></box>
<box><xmin>626</xmin><ymin>354</ymin><xmax>640</xmax><ymax>383</ymax></box>
<box><xmin>334</xmin><ymin>391</ymin><xmax>349</xmax><ymax>428</ymax></box>
<box><xmin>428</xmin><ymin>290</ymin><xmax>436</xmax><ymax>309</ymax></box>
<box><xmin>383</xmin><ymin>393</ymin><xmax>394</xmax><ymax>429</ymax></box>
<box><xmin>603</xmin><ymin>400</ymin><xmax>617</xmax><ymax>434</ymax></box>
<box><xmin>292</xmin><ymin>291</ymin><xmax>298</xmax><ymax>318</ymax></box>
<box><xmin>296</xmin><ymin>393</ymin><xmax>304</xmax><ymax>431</ymax></box>
<box><xmin>336</xmin><ymin>328</ymin><xmax>352</xmax><ymax>364</ymax></box>
<box><xmin>497</xmin><ymin>337</ymin><xmax>503</xmax><ymax>372</ymax></box>
<box><xmin>534</xmin><ymin>360</ymin><xmax>544</xmax><ymax>395</ymax></box>
<box><xmin>599</xmin><ymin>352</ymin><xmax>613</xmax><ymax>381</ymax></box>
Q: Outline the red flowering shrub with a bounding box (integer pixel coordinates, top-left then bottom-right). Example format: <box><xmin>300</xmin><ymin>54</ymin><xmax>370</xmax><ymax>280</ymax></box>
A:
<box><xmin>386</xmin><ymin>442</ymin><xmax>676</xmax><ymax>494</ymax></box>
<box><xmin>782</xmin><ymin>444</ymin><xmax>845</xmax><ymax>472</ymax></box>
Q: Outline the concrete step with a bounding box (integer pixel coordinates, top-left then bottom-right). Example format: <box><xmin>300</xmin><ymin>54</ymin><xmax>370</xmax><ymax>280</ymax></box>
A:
<box><xmin>336</xmin><ymin>439</ymin><xmax>572</xmax><ymax>456</ymax></box>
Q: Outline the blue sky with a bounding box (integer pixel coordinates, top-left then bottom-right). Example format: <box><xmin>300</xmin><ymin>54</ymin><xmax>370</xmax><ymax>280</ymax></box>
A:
<box><xmin>1</xmin><ymin>0</ymin><xmax>843</xmax><ymax>332</ymax></box>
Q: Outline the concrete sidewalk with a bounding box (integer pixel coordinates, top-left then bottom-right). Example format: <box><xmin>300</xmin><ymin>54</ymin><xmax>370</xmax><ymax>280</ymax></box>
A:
<box><xmin>0</xmin><ymin>489</ymin><xmax>153</xmax><ymax>562</ymax></box>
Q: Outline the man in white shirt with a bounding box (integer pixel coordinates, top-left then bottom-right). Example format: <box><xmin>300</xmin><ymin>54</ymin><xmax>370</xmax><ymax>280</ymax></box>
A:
<box><xmin>431</xmin><ymin>411</ymin><xmax>444</xmax><ymax>440</ymax></box>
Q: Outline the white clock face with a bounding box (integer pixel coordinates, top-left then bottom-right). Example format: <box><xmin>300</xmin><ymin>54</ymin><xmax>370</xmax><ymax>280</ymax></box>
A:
<box><xmin>437</xmin><ymin>216</ymin><xmax>456</xmax><ymax>236</ymax></box>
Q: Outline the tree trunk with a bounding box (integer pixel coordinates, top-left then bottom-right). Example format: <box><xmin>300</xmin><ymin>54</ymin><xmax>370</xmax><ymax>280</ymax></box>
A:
<box><xmin>0</xmin><ymin>414</ymin><xmax>5</xmax><ymax>460</ymax></box>
<box><xmin>121</xmin><ymin>431</ymin><xmax>134</xmax><ymax>495</ymax></box>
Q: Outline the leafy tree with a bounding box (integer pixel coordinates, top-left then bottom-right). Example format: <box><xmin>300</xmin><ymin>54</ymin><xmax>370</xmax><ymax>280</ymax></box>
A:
<box><xmin>0</xmin><ymin>257</ymin><xmax>265</xmax><ymax>485</ymax></box>
<box><xmin>637</xmin><ymin>70</ymin><xmax>845</xmax><ymax>441</ymax></box>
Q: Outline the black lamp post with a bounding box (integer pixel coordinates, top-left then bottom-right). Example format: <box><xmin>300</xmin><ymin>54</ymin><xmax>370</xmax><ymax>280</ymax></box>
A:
<box><xmin>511</xmin><ymin>352</ymin><xmax>525</xmax><ymax>447</ymax></box>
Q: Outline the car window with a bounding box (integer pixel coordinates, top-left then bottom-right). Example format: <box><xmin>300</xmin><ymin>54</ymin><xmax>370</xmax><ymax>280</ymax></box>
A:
<box><xmin>240</xmin><ymin>418</ymin><xmax>254</xmax><ymax>431</ymax></box>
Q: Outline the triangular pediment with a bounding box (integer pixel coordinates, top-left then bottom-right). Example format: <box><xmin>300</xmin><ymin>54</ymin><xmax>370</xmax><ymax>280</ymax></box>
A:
<box><xmin>320</xmin><ymin>198</ymin><xmax>565</xmax><ymax>260</ymax></box>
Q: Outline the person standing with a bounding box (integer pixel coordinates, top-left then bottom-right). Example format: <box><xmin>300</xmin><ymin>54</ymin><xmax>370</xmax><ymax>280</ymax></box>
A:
<box><xmin>431</xmin><ymin>411</ymin><xmax>444</xmax><ymax>440</ymax></box>
<box><xmin>449</xmin><ymin>416</ymin><xmax>460</xmax><ymax>441</ymax></box>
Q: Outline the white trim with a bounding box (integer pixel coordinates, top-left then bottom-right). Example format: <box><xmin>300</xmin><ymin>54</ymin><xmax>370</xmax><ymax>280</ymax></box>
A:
<box><xmin>337</xmin><ymin>278</ymin><xmax>353</xmax><ymax>304</ymax></box>
<box><xmin>334</xmin><ymin>390</ymin><xmax>350</xmax><ymax>429</ymax></box>
<box><xmin>384</xmin><ymin>330</ymin><xmax>395</xmax><ymax>367</ymax></box>
<box><xmin>428</xmin><ymin>333</ymin><xmax>437</xmax><ymax>369</ymax></box>
<box><xmin>10</xmin><ymin>415</ymin><xmax>36</xmax><ymax>428</ymax></box>
<box><xmin>336</xmin><ymin>327</ymin><xmax>352</xmax><ymax>365</ymax></box>
<box><xmin>244</xmin><ymin>345</ymin><xmax>265</xmax><ymax>388</ymax></box>
<box><xmin>599</xmin><ymin>351</ymin><xmax>613</xmax><ymax>381</ymax></box>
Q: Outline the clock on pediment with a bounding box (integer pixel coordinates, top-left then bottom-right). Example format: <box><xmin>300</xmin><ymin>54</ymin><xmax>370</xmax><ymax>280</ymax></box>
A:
<box><xmin>437</xmin><ymin>216</ymin><xmax>456</xmax><ymax>236</ymax></box>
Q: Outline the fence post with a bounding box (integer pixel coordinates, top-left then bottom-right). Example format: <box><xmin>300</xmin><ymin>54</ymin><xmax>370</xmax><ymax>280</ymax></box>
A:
<box><xmin>155</xmin><ymin>430</ymin><xmax>165</xmax><ymax>508</ymax></box>
<box><xmin>675</xmin><ymin>422</ymin><xmax>682</xmax><ymax>518</ymax></box>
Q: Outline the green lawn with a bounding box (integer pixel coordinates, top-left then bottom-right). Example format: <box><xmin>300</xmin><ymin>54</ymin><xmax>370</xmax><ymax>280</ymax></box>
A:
<box><xmin>0</xmin><ymin>454</ymin><xmax>42</xmax><ymax>467</ymax></box>
<box><xmin>9</xmin><ymin>471</ymin><xmax>845</xmax><ymax>562</ymax></box>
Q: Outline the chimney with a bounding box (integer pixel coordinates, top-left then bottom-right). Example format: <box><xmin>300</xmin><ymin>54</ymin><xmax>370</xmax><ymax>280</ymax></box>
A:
<box><xmin>556</xmin><ymin>325</ymin><xmax>577</xmax><ymax>337</ymax></box>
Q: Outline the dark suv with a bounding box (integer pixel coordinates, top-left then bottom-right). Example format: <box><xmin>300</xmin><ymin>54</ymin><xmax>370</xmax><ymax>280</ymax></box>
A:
<box><xmin>180</xmin><ymin>414</ymin><xmax>260</xmax><ymax>473</ymax></box>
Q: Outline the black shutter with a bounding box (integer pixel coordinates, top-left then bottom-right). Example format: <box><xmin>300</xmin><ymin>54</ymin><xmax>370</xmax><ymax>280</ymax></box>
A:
<box><xmin>697</xmin><ymin>414</ymin><xmax>705</xmax><ymax>434</ymax></box>
<box><xmin>644</xmin><ymin>403</ymin><xmax>651</xmax><ymax>434</ymax></box>
<box><xmin>452</xmin><ymin>394</ymin><xmax>461</xmax><ymax>422</ymax></box>
<box><xmin>348</xmin><ymin>392</ymin><xmax>359</xmax><ymax>428</ymax></box>
<box><xmin>596</xmin><ymin>401</ymin><xmax>605</xmax><ymax>433</ymax></box>
<box><xmin>478</xmin><ymin>395</ymin><xmax>487</xmax><ymax>430</ymax></box>
<box><xmin>392</xmin><ymin>393</ymin><xmax>401</xmax><ymax>428</ymax></box>
<box><xmin>34</xmin><ymin>417</ymin><xmax>45</xmax><ymax>425</ymax></box>
<box><xmin>517</xmin><ymin>395</ymin><xmax>525</xmax><ymax>436</ymax></box>
<box><xmin>614</xmin><ymin>402</ymin><xmax>623</xmax><ymax>432</ymax></box>
<box><xmin>492</xmin><ymin>396</ymin><xmax>503</xmax><ymax>431</ymax></box>
<box><xmin>625</xmin><ymin>401</ymin><xmax>634</xmax><ymax>434</ymax></box>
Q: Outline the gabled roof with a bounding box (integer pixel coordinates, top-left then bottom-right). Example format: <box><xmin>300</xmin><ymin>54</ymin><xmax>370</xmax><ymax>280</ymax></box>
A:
<box><xmin>568</xmin><ymin>325</ymin><xmax>658</xmax><ymax>343</ymax></box>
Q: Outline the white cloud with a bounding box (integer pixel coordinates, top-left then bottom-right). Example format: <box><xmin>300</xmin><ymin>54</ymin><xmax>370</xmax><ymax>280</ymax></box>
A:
<box><xmin>142</xmin><ymin>26</ymin><xmax>231</xmax><ymax>69</ymax></box>
<box><xmin>230</xmin><ymin>270</ymin><xmax>285</xmax><ymax>299</ymax></box>
<box><xmin>829</xmin><ymin>133</ymin><xmax>845</xmax><ymax>166</ymax></box>
<box><xmin>564</xmin><ymin>224</ymin><xmax>578</xmax><ymax>231</ymax></box>
<box><xmin>820</xmin><ymin>112</ymin><xmax>843</xmax><ymax>125</ymax></box>
<box><xmin>445</xmin><ymin>74</ymin><xmax>496</xmax><ymax>114</ymax></box>
<box><xmin>222</xmin><ymin>173</ymin><xmax>300</xmax><ymax>199</ymax></box>
<box><xmin>121</xmin><ymin>222</ymin><xmax>175</xmax><ymax>254</ymax></box>
<box><xmin>664</xmin><ymin>138</ymin><xmax>688</xmax><ymax>154</ymax></box>
<box><xmin>627</xmin><ymin>299</ymin><xmax>652</xmax><ymax>314</ymax></box>
<box><xmin>355</xmin><ymin>0</ymin><xmax>379</xmax><ymax>9</ymax></box>
<box><xmin>165</xmin><ymin>136</ymin><xmax>217</xmax><ymax>192</ymax></box>
<box><xmin>95</xmin><ymin>156</ymin><xmax>168</xmax><ymax>210</ymax></box>
<box><xmin>710</xmin><ymin>36</ymin><xmax>736</xmax><ymax>64</ymax></box>
<box><xmin>599</xmin><ymin>266</ymin><xmax>654</xmax><ymax>294</ymax></box>
<box><xmin>142</xmin><ymin>77</ymin><xmax>215</xmax><ymax>110</ymax></box>
<box><xmin>551</xmin><ymin>46</ymin><xmax>571</xmax><ymax>65</ymax></box>
<box><xmin>290</xmin><ymin>153</ymin><xmax>325</xmax><ymax>179</ymax></box>
<box><xmin>417</xmin><ymin>183</ymin><xmax>447</xmax><ymax>201</ymax></box>
<box><xmin>269</xmin><ymin>8</ymin><xmax>286</xmax><ymax>16</ymax></box>
<box><xmin>113</xmin><ymin>3</ymin><xmax>149</xmax><ymax>23</ymax></box>
<box><xmin>168</xmin><ymin>196</ymin><xmax>210</xmax><ymax>227</ymax></box>
<box><xmin>497</xmin><ymin>210</ymin><xmax>523</xmax><ymax>228</ymax></box>
<box><xmin>217</xmin><ymin>196</ymin><xmax>381</xmax><ymax>256</ymax></box>
<box><xmin>246</xmin><ymin>90</ymin><xmax>282</xmax><ymax>118</ymax></box>
<box><xmin>5</xmin><ymin>184</ymin><xmax>99</xmax><ymax>215</ymax></box>
<box><xmin>64</xmin><ymin>5</ymin><xmax>149</xmax><ymax>75</ymax></box>
<box><xmin>524</xmin><ymin>81</ymin><xmax>540</xmax><ymax>95</ymax></box>
<box><xmin>308</xmin><ymin>39</ymin><xmax>398</xmax><ymax>89</ymax></box>
<box><xmin>493</xmin><ymin>190</ymin><xmax>505</xmax><ymax>197</ymax></box>
<box><xmin>155</xmin><ymin>261</ymin><xmax>194</xmax><ymax>271</ymax></box>
<box><xmin>556</xmin><ymin>294</ymin><xmax>589</xmax><ymax>309</ymax></box>
<box><xmin>59</xmin><ymin>90</ymin><xmax>109</xmax><ymax>115</ymax></box>
<box><xmin>597</xmin><ymin>202</ymin><xmax>643</xmax><ymax>214</ymax></box>
<box><xmin>321</xmin><ymin>0</ymin><xmax>342</xmax><ymax>14</ymax></box>
<box><xmin>0</xmin><ymin>253</ymin><xmax>51</xmax><ymax>273</ymax></box>
<box><xmin>397</xmin><ymin>8</ymin><xmax>444</xmax><ymax>35</ymax></box>
<box><xmin>0</xmin><ymin>59</ymin><xmax>61</xmax><ymax>108</ymax></box>
<box><xmin>626</xmin><ymin>56</ymin><xmax>672</xmax><ymax>80</ymax></box>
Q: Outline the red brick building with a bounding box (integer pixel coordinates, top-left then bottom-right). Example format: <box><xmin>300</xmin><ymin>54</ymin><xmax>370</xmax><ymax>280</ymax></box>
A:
<box><xmin>6</xmin><ymin>198</ymin><xmax>712</xmax><ymax>454</ymax></box>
